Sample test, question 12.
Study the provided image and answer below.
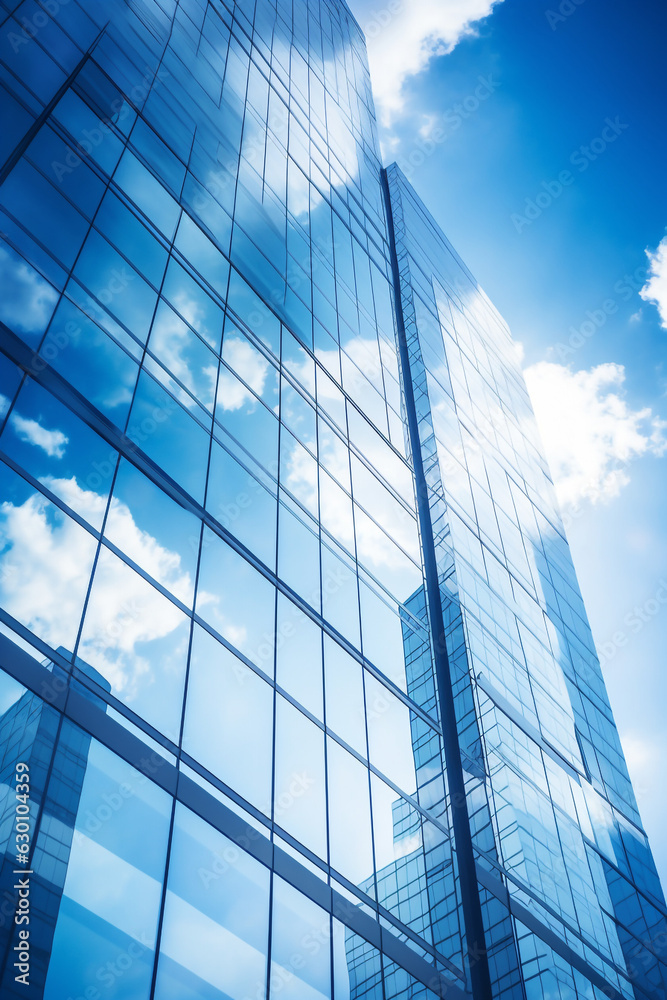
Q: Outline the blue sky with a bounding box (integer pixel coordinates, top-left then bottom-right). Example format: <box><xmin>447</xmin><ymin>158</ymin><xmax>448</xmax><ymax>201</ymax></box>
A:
<box><xmin>350</xmin><ymin>0</ymin><xmax>667</xmax><ymax>882</ymax></box>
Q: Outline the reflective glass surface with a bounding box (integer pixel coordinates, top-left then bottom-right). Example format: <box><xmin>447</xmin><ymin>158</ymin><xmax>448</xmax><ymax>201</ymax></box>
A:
<box><xmin>0</xmin><ymin>1</ymin><xmax>664</xmax><ymax>998</ymax></box>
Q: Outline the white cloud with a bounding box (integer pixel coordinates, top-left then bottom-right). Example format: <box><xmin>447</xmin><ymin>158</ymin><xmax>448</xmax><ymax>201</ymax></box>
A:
<box><xmin>356</xmin><ymin>0</ymin><xmax>504</xmax><ymax>123</ymax></box>
<box><xmin>10</xmin><ymin>413</ymin><xmax>69</xmax><ymax>458</ymax></box>
<box><xmin>218</xmin><ymin>336</ymin><xmax>270</xmax><ymax>410</ymax></box>
<box><xmin>150</xmin><ymin>294</ymin><xmax>218</xmax><ymax>410</ymax></box>
<box><xmin>0</xmin><ymin>488</ymin><xmax>98</xmax><ymax>653</ymax></box>
<box><xmin>524</xmin><ymin>361</ymin><xmax>667</xmax><ymax>509</ymax></box>
<box><xmin>0</xmin><ymin>479</ymin><xmax>202</xmax><ymax>699</ymax></box>
<box><xmin>0</xmin><ymin>245</ymin><xmax>58</xmax><ymax>336</ymax></box>
<box><xmin>639</xmin><ymin>235</ymin><xmax>667</xmax><ymax>329</ymax></box>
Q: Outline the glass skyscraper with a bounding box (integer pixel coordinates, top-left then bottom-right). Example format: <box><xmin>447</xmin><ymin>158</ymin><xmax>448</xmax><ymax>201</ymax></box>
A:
<box><xmin>0</xmin><ymin>0</ymin><xmax>665</xmax><ymax>997</ymax></box>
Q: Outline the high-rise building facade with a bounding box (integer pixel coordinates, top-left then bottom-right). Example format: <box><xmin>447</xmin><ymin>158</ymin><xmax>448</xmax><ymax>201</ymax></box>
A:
<box><xmin>0</xmin><ymin>0</ymin><xmax>664</xmax><ymax>998</ymax></box>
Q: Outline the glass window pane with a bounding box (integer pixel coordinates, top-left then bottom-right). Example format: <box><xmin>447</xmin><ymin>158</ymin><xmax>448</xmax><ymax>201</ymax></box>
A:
<box><xmin>183</xmin><ymin>625</ymin><xmax>273</xmax><ymax>814</ymax></box>
<box><xmin>274</xmin><ymin>697</ymin><xmax>326</xmax><ymax>859</ymax></box>
<box><xmin>359</xmin><ymin>582</ymin><xmax>408</xmax><ymax>690</ymax></box>
<box><xmin>0</xmin><ymin>378</ymin><xmax>117</xmax><ymax>530</ymax></box>
<box><xmin>154</xmin><ymin>803</ymin><xmax>270</xmax><ymax>1000</ymax></box>
<box><xmin>127</xmin><ymin>372</ymin><xmax>210</xmax><ymax>503</ymax></box>
<box><xmin>206</xmin><ymin>439</ymin><xmax>278</xmax><ymax>569</ymax></box>
<box><xmin>324</xmin><ymin>638</ymin><xmax>366</xmax><ymax>757</ymax></box>
<box><xmin>196</xmin><ymin>527</ymin><xmax>276</xmax><ymax>674</ymax></box>
<box><xmin>327</xmin><ymin>739</ymin><xmax>373</xmax><ymax>887</ymax></box>
<box><xmin>333</xmin><ymin>919</ymin><xmax>383</xmax><ymax>1000</ymax></box>
<box><xmin>276</xmin><ymin>593</ymin><xmax>323</xmax><ymax>720</ymax></box>
<box><xmin>0</xmin><ymin>159</ymin><xmax>88</xmax><ymax>268</ymax></box>
<box><xmin>40</xmin><ymin>294</ymin><xmax>139</xmax><ymax>425</ymax></box>
<box><xmin>115</xmin><ymin>149</ymin><xmax>181</xmax><ymax>240</ymax></box>
<box><xmin>147</xmin><ymin>298</ymin><xmax>219</xmax><ymax>413</ymax></box>
<box><xmin>270</xmin><ymin>877</ymin><xmax>331</xmax><ymax>1000</ymax></box>
<box><xmin>371</xmin><ymin>774</ymin><xmax>428</xmax><ymax>909</ymax></box>
<box><xmin>320</xmin><ymin>543</ymin><xmax>360</xmax><ymax>649</ymax></box>
<box><xmin>364</xmin><ymin>675</ymin><xmax>417</xmax><ymax>796</ymax></box>
<box><xmin>221</xmin><ymin>322</ymin><xmax>279</xmax><ymax>410</ymax></box>
<box><xmin>73</xmin><ymin>230</ymin><xmax>158</xmax><ymax>344</ymax></box>
<box><xmin>44</xmin><ymin>737</ymin><xmax>171</xmax><ymax>1000</ymax></box>
<box><xmin>53</xmin><ymin>89</ymin><xmax>126</xmax><ymax>175</ymax></box>
<box><xmin>175</xmin><ymin>212</ymin><xmax>230</xmax><ymax>297</ymax></box>
<box><xmin>0</xmin><ymin>462</ymin><xmax>96</xmax><ymax>655</ymax></box>
<box><xmin>105</xmin><ymin>458</ymin><xmax>200</xmax><ymax>607</ymax></box>
<box><xmin>383</xmin><ymin>959</ymin><xmax>440</xmax><ymax>1000</ymax></box>
<box><xmin>161</xmin><ymin>256</ymin><xmax>224</xmax><ymax>353</ymax></box>
<box><xmin>215</xmin><ymin>376</ymin><xmax>280</xmax><ymax>476</ymax></box>
<box><xmin>354</xmin><ymin>506</ymin><xmax>421</xmax><ymax>602</ymax></box>
<box><xmin>281</xmin><ymin>377</ymin><xmax>317</xmax><ymax>446</ymax></box>
<box><xmin>277</xmin><ymin>499</ymin><xmax>321</xmax><ymax>605</ymax></box>
<box><xmin>0</xmin><ymin>242</ymin><xmax>59</xmax><ymax>347</ymax></box>
<box><xmin>226</xmin><ymin>269</ymin><xmax>281</xmax><ymax>359</ymax></box>
<box><xmin>95</xmin><ymin>189</ymin><xmax>169</xmax><ymax>287</ymax></box>
<box><xmin>77</xmin><ymin>546</ymin><xmax>190</xmax><ymax>736</ymax></box>
<box><xmin>0</xmin><ymin>353</ymin><xmax>22</xmax><ymax>413</ymax></box>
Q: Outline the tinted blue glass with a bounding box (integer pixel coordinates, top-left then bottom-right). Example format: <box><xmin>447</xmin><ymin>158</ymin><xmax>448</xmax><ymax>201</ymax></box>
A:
<box><xmin>0</xmin><ymin>159</ymin><xmax>88</xmax><ymax>268</ymax></box>
<box><xmin>0</xmin><ymin>378</ymin><xmax>117</xmax><ymax>529</ymax></box>
<box><xmin>105</xmin><ymin>458</ymin><xmax>200</xmax><ymax>605</ymax></box>
<box><xmin>274</xmin><ymin>696</ymin><xmax>327</xmax><ymax>858</ymax></box>
<box><xmin>77</xmin><ymin>545</ymin><xmax>190</xmax><ymax>735</ymax></box>
<box><xmin>270</xmin><ymin>877</ymin><xmax>331</xmax><ymax>1000</ymax></box>
<box><xmin>127</xmin><ymin>372</ymin><xmax>210</xmax><ymax>502</ymax></box>
<box><xmin>196</xmin><ymin>527</ymin><xmax>276</xmax><ymax>673</ymax></box>
<box><xmin>94</xmin><ymin>189</ymin><xmax>169</xmax><ymax>286</ymax></box>
<box><xmin>174</xmin><ymin>213</ymin><xmax>230</xmax><ymax>297</ymax></box>
<box><xmin>26</xmin><ymin>124</ymin><xmax>106</xmax><ymax>218</ymax></box>
<box><xmin>1</xmin><ymin>4</ymin><xmax>665</xmax><ymax>999</ymax></box>
<box><xmin>147</xmin><ymin>298</ymin><xmax>219</xmax><ymax>413</ymax></box>
<box><xmin>154</xmin><ymin>804</ymin><xmax>270</xmax><ymax>999</ymax></box>
<box><xmin>44</xmin><ymin>738</ymin><xmax>171</xmax><ymax>1000</ymax></box>
<box><xmin>114</xmin><ymin>149</ymin><xmax>181</xmax><ymax>239</ymax></box>
<box><xmin>161</xmin><ymin>256</ymin><xmax>224</xmax><ymax>353</ymax></box>
<box><xmin>0</xmin><ymin>461</ymin><xmax>97</xmax><ymax>653</ymax></box>
<box><xmin>53</xmin><ymin>89</ymin><xmax>126</xmax><ymax>176</ymax></box>
<box><xmin>0</xmin><ymin>241</ymin><xmax>59</xmax><ymax>346</ymax></box>
<box><xmin>40</xmin><ymin>294</ymin><xmax>139</xmax><ymax>424</ymax></box>
<box><xmin>183</xmin><ymin>625</ymin><xmax>274</xmax><ymax>813</ymax></box>
<box><xmin>206</xmin><ymin>439</ymin><xmax>277</xmax><ymax>569</ymax></box>
<box><xmin>74</xmin><ymin>230</ymin><xmax>158</xmax><ymax>343</ymax></box>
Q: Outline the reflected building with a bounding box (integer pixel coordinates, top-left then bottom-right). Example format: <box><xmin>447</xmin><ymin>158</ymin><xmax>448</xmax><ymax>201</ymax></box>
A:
<box><xmin>0</xmin><ymin>653</ymin><xmax>110</xmax><ymax>997</ymax></box>
<box><xmin>0</xmin><ymin>0</ymin><xmax>665</xmax><ymax>998</ymax></box>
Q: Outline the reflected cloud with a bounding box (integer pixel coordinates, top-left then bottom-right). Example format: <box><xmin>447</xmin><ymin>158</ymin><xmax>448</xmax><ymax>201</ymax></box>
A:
<box><xmin>0</xmin><ymin>244</ymin><xmax>58</xmax><ymax>337</ymax></box>
<box><xmin>218</xmin><ymin>336</ymin><xmax>270</xmax><ymax>411</ymax></box>
<box><xmin>325</xmin><ymin>93</ymin><xmax>359</xmax><ymax>185</ymax></box>
<box><xmin>284</xmin><ymin>436</ymin><xmax>319</xmax><ymax>511</ymax></box>
<box><xmin>0</xmin><ymin>486</ymin><xmax>98</xmax><ymax>652</ymax></box>
<box><xmin>10</xmin><ymin>413</ymin><xmax>69</xmax><ymax>458</ymax></box>
<box><xmin>150</xmin><ymin>293</ymin><xmax>218</xmax><ymax>411</ymax></box>
<box><xmin>0</xmin><ymin>478</ymin><xmax>212</xmax><ymax>701</ymax></box>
